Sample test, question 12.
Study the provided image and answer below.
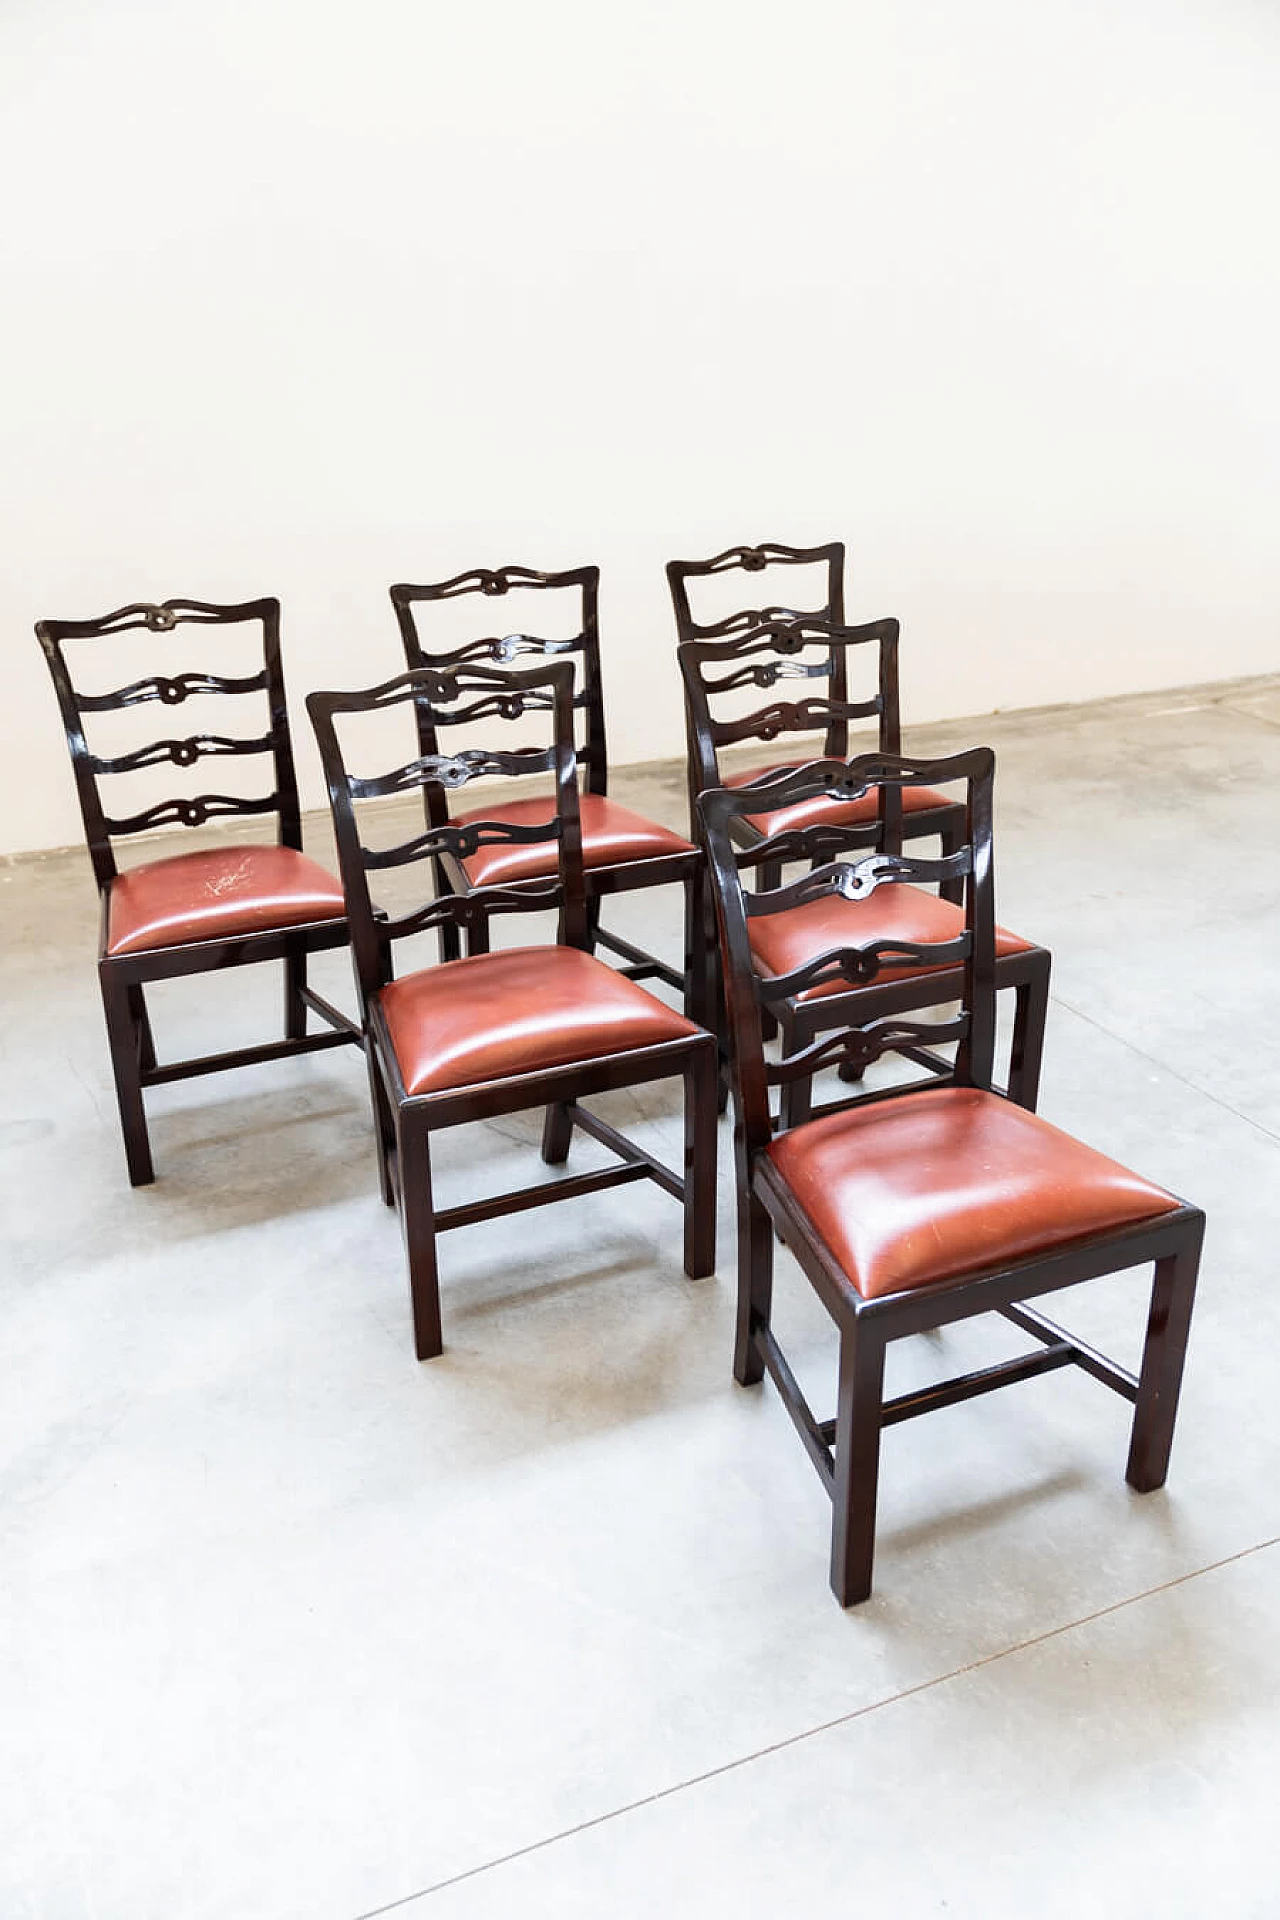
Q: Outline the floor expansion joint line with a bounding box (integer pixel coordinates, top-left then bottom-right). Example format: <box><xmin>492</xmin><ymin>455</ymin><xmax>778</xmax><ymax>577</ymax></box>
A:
<box><xmin>348</xmin><ymin>1533</ymin><xmax>1280</xmax><ymax>1920</ymax></box>
<box><xmin>1052</xmin><ymin>994</ymin><xmax>1280</xmax><ymax>1148</ymax></box>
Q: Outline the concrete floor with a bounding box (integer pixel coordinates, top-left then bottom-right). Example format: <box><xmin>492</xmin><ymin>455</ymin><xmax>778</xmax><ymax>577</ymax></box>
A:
<box><xmin>3</xmin><ymin>677</ymin><xmax>1279</xmax><ymax>1919</ymax></box>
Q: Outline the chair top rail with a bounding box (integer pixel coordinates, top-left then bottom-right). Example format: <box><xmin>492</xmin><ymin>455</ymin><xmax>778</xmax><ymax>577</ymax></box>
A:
<box><xmin>35</xmin><ymin>596</ymin><xmax>277</xmax><ymax>642</ymax></box>
<box><xmin>667</xmin><ymin>540</ymin><xmax>844</xmax><ymax>579</ymax></box>
<box><xmin>307</xmin><ymin>659</ymin><xmax>586</xmax><ymax>992</ymax></box>
<box><xmin>102</xmin><ymin>792</ymin><xmax>280</xmax><ymax>837</ymax></box>
<box><xmin>390</xmin><ymin>563</ymin><xmax>598</xmax><ymax>605</ymax></box>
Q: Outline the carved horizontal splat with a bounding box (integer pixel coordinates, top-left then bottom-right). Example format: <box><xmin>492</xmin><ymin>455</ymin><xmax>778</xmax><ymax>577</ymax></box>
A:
<box><xmin>745</xmin><ymin>849</ymin><xmax>971</xmax><ymax>915</ymax></box>
<box><xmin>349</xmin><ymin>744</ymin><xmax>557</xmax><ymax>803</ymax></box>
<box><xmin>382</xmin><ymin>880</ymin><xmax>561</xmax><ymax>941</ymax></box>
<box><xmin>704</xmin><ymin>657</ymin><xmax>834</xmax><ymax>695</ymax></box>
<box><xmin>714</xmin><ymin>697</ymin><xmax>880</xmax><ymax>749</ymax></box>
<box><xmin>757</xmin><ymin>934</ymin><xmax>971</xmax><ymax>1004</ymax></box>
<box><xmin>423</xmin><ymin>631</ymin><xmax>581</xmax><ymax>666</ymax></box>
<box><xmin>694</xmin><ymin>543</ymin><xmax>829</xmax><ymax>576</ymax></box>
<box><xmin>78</xmin><ymin>668</ymin><xmax>268</xmax><ymax>713</ymax></box>
<box><xmin>415</xmin><ymin>566</ymin><xmax>570</xmax><ymax>601</ymax></box>
<box><xmin>766</xmin><ymin>1013</ymin><xmax>970</xmax><ymax>1085</ymax></box>
<box><xmin>67</xmin><ymin>599</ymin><xmax>256</xmax><ymax>638</ymax></box>
<box><xmin>362</xmin><ymin>813</ymin><xmax>560</xmax><ymax>873</ymax></box>
<box><xmin>102</xmin><ymin>792</ymin><xmax>279</xmax><ymax>835</ymax></box>
<box><xmin>417</xmin><ymin>687</ymin><xmax>558</xmax><ymax>730</ymax></box>
<box><xmin>694</xmin><ymin>615</ymin><xmax>850</xmax><ymax>656</ymax></box>
<box><xmin>90</xmin><ymin>731</ymin><xmax>274</xmax><ymax>775</ymax></box>
<box><xmin>697</xmin><ymin>606</ymin><xmax>813</xmax><ymax>638</ymax></box>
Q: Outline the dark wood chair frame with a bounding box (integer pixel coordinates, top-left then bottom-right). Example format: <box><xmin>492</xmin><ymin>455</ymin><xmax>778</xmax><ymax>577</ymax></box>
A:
<box><xmin>680</xmin><ymin>613</ymin><xmax>1050</xmax><ymax>1109</ymax></box>
<box><xmin>667</xmin><ymin>538</ymin><xmax>849</xmax><ymax>650</ymax></box>
<box><xmin>36</xmin><ymin>597</ymin><xmax>360</xmax><ymax>1187</ymax></box>
<box><xmin>700</xmin><ymin>751</ymin><xmax>1204</xmax><ymax>1605</ymax></box>
<box><xmin>308</xmin><ymin>659</ymin><xmax>718</xmax><ymax>1361</ymax></box>
<box><xmin>677</xmin><ymin>603</ymin><xmax>965</xmax><ymax>899</ymax></box>
<box><xmin>390</xmin><ymin>563</ymin><xmax>705</xmax><ymax>1021</ymax></box>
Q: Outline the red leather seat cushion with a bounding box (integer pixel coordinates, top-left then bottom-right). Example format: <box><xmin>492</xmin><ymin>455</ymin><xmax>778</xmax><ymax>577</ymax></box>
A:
<box><xmin>767</xmin><ymin>1086</ymin><xmax>1179</xmax><ymax>1300</ymax></box>
<box><xmin>380</xmin><ymin>943</ymin><xmax>700</xmax><ymax>1095</ymax></box>
<box><xmin>726</xmin><ymin>761</ymin><xmax>952</xmax><ymax>835</ymax></box>
<box><xmin>106</xmin><ymin>844</ymin><xmax>346</xmax><ymax>957</ymax></box>
<box><xmin>456</xmin><ymin>793</ymin><xmax>695</xmax><ymax>887</ymax></box>
<box><xmin>750</xmin><ymin>885</ymin><xmax>1035</xmax><ymax>1000</ymax></box>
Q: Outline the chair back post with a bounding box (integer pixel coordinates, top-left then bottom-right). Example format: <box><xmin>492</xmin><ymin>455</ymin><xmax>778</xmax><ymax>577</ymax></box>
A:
<box><xmin>307</xmin><ymin>660</ymin><xmax>585</xmax><ymax>1009</ymax></box>
<box><xmin>35</xmin><ymin>615</ymin><xmax>117</xmax><ymax>891</ymax></box>
<box><xmin>259</xmin><ymin>597</ymin><xmax>303</xmax><ymax>852</ymax></box>
<box><xmin>961</xmin><ymin>750</ymin><xmax>998</xmax><ymax>1090</ymax></box>
<box><xmin>699</xmin><ymin>747</ymin><xmax>999</xmax><ymax>1135</ymax></box>
<box><xmin>676</xmin><ymin>639</ymin><xmax>723</xmax><ymax>830</ymax></box>
<box><xmin>697</xmin><ymin>779</ymin><xmax>776</xmax><ymax>1160</ymax></box>
<box><xmin>34</xmin><ymin>597</ymin><xmax>298</xmax><ymax>891</ymax></box>
<box><xmin>388</xmin><ymin>563</ymin><xmax>607</xmax><ymax>798</ymax></box>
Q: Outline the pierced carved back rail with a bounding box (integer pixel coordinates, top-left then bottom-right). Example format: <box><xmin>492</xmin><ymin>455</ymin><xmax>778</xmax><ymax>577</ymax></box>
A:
<box><xmin>666</xmin><ymin>541</ymin><xmax>846</xmax><ymax>649</ymax></box>
<box><xmin>679</xmin><ymin>614</ymin><xmax>905</xmax><ymax>809</ymax></box>
<box><xmin>307</xmin><ymin>661</ymin><xmax>586</xmax><ymax>999</ymax></box>
<box><xmin>698</xmin><ymin>750</ymin><xmax>996</xmax><ymax>1155</ymax></box>
<box><xmin>35</xmin><ymin>597</ymin><xmax>301</xmax><ymax>890</ymax></box>
<box><xmin>389</xmin><ymin>565</ymin><xmax>607</xmax><ymax>814</ymax></box>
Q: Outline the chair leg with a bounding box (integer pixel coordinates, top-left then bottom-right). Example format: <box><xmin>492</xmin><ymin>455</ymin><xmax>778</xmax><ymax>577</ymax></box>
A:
<box><xmin>1006</xmin><ymin>953</ymin><xmax>1050</xmax><ymax>1111</ymax></box>
<box><xmin>284</xmin><ymin>939</ymin><xmax>308</xmax><ymax>1042</ymax></box>
<box><xmin>541</xmin><ymin>1101</ymin><xmax>574</xmax><ymax>1165</ymax></box>
<box><xmin>1126</xmin><ymin>1230</ymin><xmax>1203</xmax><ymax>1493</ymax></box>
<box><xmin>584</xmin><ymin>891</ymin><xmax>602</xmax><ymax>956</ymax></box>
<box><xmin>683</xmin><ymin>1044</ymin><xmax>718</xmax><ymax>1280</ymax></box>
<box><xmin>395</xmin><ymin>1113</ymin><xmax>443</xmax><ymax>1361</ymax></box>
<box><xmin>128</xmin><ymin>984</ymin><xmax>156</xmax><ymax>1073</ymax></box>
<box><xmin>733</xmin><ymin>1184</ymin><xmax>774</xmax><ymax>1385</ymax></box>
<box><xmin>829</xmin><ymin>1317</ymin><xmax>887</xmax><ymax>1606</ymax></box>
<box><xmin>100</xmin><ymin>969</ymin><xmax>154</xmax><ymax>1187</ymax></box>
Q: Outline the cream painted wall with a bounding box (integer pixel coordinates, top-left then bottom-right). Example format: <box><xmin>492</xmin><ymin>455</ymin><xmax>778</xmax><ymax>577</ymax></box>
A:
<box><xmin>2</xmin><ymin>0</ymin><xmax>1277</xmax><ymax>856</ymax></box>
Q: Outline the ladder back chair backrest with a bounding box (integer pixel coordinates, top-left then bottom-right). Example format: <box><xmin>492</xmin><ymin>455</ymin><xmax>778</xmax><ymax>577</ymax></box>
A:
<box><xmin>308</xmin><ymin>660</ymin><xmax>586</xmax><ymax>1006</ymax></box>
<box><xmin>35</xmin><ymin>597</ymin><xmax>303</xmax><ymax>891</ymax></box>
<box><xmin>700</xmin><ymin>749</ymin><xmax>1202</xmax><ymax>1610</ymax></box>
<box><xmin>666</xmin><ymin>540</ymin><xmax>845</xmax><ymax>649</ymax></box>
<box><xmin>679</xmin><ymin>614</ymin><xmax>904</xmax><ymax>811</ymax></box>
<box><xmin>389</xmin><ymin>565</ymin><xmax>607</xmax><ymax>801</ymax></box>
<box><xmin>698</xmin><ymin>749</ymin><xmax>996</xmax><ymax>1154</ymax></box>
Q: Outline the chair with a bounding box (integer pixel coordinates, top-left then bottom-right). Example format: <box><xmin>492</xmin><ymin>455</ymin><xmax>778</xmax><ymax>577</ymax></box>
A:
<box><xmin>390</xmin><ymin>563</ymin><xmax>705</xmax><ymax>1019</ymax></box>
<box><xmin>681</xmin><ymin>616</ymin><xmax>1051</xmax><ymax>1111</ymax></box>
<box><xmin>699</xmin><ymin>751</ymin><xmax>1204</xmax><ymax>1605</ymax></box>
<box><xmin>36</xmin><ymin>597</ymin><xmax>360</xmax><ymax>1186</ymax></box>
<box><xmin>307</xmin><ymin>659</ymin><xmax>718</xmax><ymax>1360</ymax></box>
<box><xmin>667</xmin><ymin>542</ymin><xmax>967</xmax><ymax>886</ymax></box>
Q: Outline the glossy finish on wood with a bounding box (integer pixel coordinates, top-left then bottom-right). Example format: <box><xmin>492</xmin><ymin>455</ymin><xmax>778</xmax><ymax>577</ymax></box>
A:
<box><xmin>675</xmin><ymin>601</ymin><xmax>966</xmax><ymax>889</ymax></box>
<box><xmin>390</xmin><ymin>563</ymin><xmax>703</xmax><ymax>1015</ymax></box>
<box><xmin>35</xmin><ymin>597</ymin><xmax>359</xmax><ymax>1186</ymax></box>
<box><xmin>668</xmin><ymin>541</ymin><xmax>964</xmax><ymax>899</ymax></box>
<box><xmin>679</xmin><ymin>611</ymin><xmax>1051</xmax><ymax>1111</ymax></box>
<box><xmin>308</xmin><ymin>658</ymin><xmax>717</xmax><ymax>1360</ymax></box>
<box><xmin>699</xmin><ymin>750</ymin><xmax>1204</xmax><ymax>1605</ymax></box>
